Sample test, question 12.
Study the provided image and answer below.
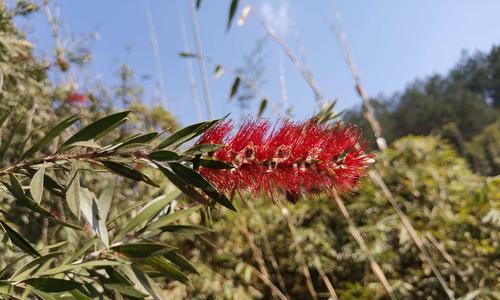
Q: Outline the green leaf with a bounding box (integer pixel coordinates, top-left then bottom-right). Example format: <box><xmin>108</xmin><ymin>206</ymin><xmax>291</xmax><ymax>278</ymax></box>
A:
<box><xmin>147</xmin><ymin>206</ymin><xmax>201</xmax><ymax>231</ymax></box>
<box><xmin>80</xmin><ymin>188</ymin><xmax>108</xmax><ymax>247</ymax></box>
<box><xmin>66</xmin><ymin>169</ymin><xmax>81</xmax><ymax>219</ymax></box>
<box><xmin>98</xmin><ymin>184</ymin><xmax>114</xmax><ymax>222</ymax></box>
<box><xmin>144</xmin><ymin>256</ymin><xmax>189</xmax><ymax>284</ymax></box>
<box><xmin>169</xmin><ymin>162</ymin><xmax>236</xmax><ymax>211</ymax></box>
<box><xmin>257</xmin><ymin>98</ymin><xmax>268</xmax><ymax>118</ymax></box>
<box><xmin>229</xmin><ymin>76</ymin><xmax>241</xmax><ymax>99</ymax></box>
<box><xmin>0</xmin><ymin>220</ymin><xmax>40</xmax><ymax>257</ymax></box>
<box><xmin>116</xmin><ymin>132</ymin><xmax>158</xmax><ymax>150</ymax></box>
<box><xmin>178</xmin><ymin>52</ymin><xmax>197</xmax><ymax>58</ymax></box>
<box><xmin>102</xmin><ymin>283</ymin><xmax>147</xmax><ymax>298</ymax></box>
<box><xmin>69</xmin><ymin>290</ymin><xmax>94</xmax><ymax>300</ymax></box>
<box><xmin>113</xmin><ymin>191</ymin><xmax>181</xmax><ymax>241</ymax></box>
<box><xmin>148</xmin><ymin>150</ymin><xmax>179</xmax><ymax>161</ymax></box>
<box><xmin>159</xmin><ymin>224</ymin><xmax>212</xmax><ymax>235</ymax></box>
<box><xmin>121</xmin><ymin>265</ymin><xmax>164</xmax><ymax>299</ymax></box>
<box><xmin>164</xmin><ymin>251</ymin><xmax>199</xmax><ymax>275</ymax></box>
<box><xmin>184</xmin><ymin>144</ymin><xmax>224</xmax><ymax>156</ymax></box>
<box><xmin>60</xmin><ymin>111</ymin><xmax>130</xmax><ymax>149</ymax></box>
<box><xmin>155</xmin><ymin>119</ymin><xmax>220</xmax><ymax>150</ymax></box>
<box><xmin>36</xmin><ymin>260</ymin><xmax>123</xmax><ymax>276</ymax></box>
<box><xmin>157</xmin><ymin>164</ymin><xmax>208</xmax><ymax>205</ymax></box>
<box><xmin>3</xmin><ymin>175</ymin><xmax>82</xmax><ymax>230</ymax></box>
<box><xmin>21</xmin><ymin>114</ymin><xmax>79</xmax><ymax>159</ymax></box>
<box><xmin>101</xmin><ymin>161</ymin><xmax>159</xmax><ymax>187</ymax></box>
<box><xmin>227</xmin><ymin>0</ymin><xmax>239</xmax><ymax>31</ymax></box>
<box><xmin>10</xmin><ymin>252</ymin><xmax>63</xmax><ymax>281</ymax></box>
<box><xmin>214</xmin><ymin>64</ymin><xmax>224</xmax><ymax>79</ymax></box>
<box><xmin>112</xmin><ymin>242</ymin><xmax>175</xmax><ymax>258</ymax></box>
<box><xmin>196</xmin><ymin>158</ymin><xmax>234</xmax><ymax>169</ymax></box>
<box><xmin>29</xmin><ymin>164</ymin><xmax>45</xmax><ymax>204</ymax></box>
<box><xmin>24</xmin><ymin>278</ymin><xmax>81</xmax><ymax>292</ymax></box>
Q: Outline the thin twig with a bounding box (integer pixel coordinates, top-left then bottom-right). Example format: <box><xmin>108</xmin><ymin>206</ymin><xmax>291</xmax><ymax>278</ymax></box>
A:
<box><xmin>245</xmin><ymin>200</ymin><xmax>289</xmax><ymax>296</ymax></box>
<box><xmin>180</xmin><ymin>13</ymin><xmax>203</xmax><ymax>121</ymax></box>
<box><xmin>239</xmin><ymin>220</ymin><xmax>288</xmax><ymax>300</ymax></box>
<box><xmin>249</xmin><ymin>6</ymin><xmax>325</xmax><ymax>107</ymax></box>
<box><xmin>145</xmin><ymin>0</ymin><xmax>169</xmax><ymax>109</ymax></box>
<box><xmin>330</xmin><ymin>190</ymin><xmax>396</xmax><ymax>299</ymax></box>
<box><xmin>277</xmin><ymin>202</ymin><xmax>319</xmax><ymax>300</ymax></box>
<box><xmin>188</xmin><ymin>0</ymin><xmax>213</xmax><ymax>119</ymax></box>
<box><xmin>369</xmin><ymin>170</ymin><xmax>455</xmax><ymax>299</ymax></box>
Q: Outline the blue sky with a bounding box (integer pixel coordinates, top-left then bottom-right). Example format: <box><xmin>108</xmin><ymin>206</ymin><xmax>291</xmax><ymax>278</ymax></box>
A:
<box><xmin>16</xmin><ymin>0</ymin><xmax>500</xmax><ymax>125</ymax></box>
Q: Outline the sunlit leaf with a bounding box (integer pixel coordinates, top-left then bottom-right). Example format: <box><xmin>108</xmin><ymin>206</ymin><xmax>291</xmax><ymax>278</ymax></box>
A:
<box><xmin>148</xmin><ymin>150</ymin><xmax>179</xmax><ymax>161</ymax></box>
<box><xmin>147</xmin><ymin>206</ymin><xmax>201</xmax><ymax>231</ymax></box>
<box><xmin>169</xmin><ymin>162</ymin><xmax>236</xmax><ymax>211</ymax></box>
<box><xmin>0</xmin><ymin>220</ymin><xmax>40</xmax><ymax>257</ymax></box>
<box><xmin>227</xmin><ymin>0</ymin><xmax>239</xmax><ymax>31</ymax></box>
<box><xmin>66</xmin><ymin>169</ymin><xmax>81</xmax><ymax>219</ymax></box>
<box><xmin>21</xmin><ymin>114</ymin><xmax>79</xmax><ymax>159</ymax></box>
<box><xmin>229</xmin><ymin>76</ymin><xmax>241</xmax><ymax>99</ymax></box>
<box><xmin>60</xmin><ymin>111</ymin><xmax>130</xmax><ymax>149</ymax></box>
<box><xmin>184</xmin><ymin>143</ymin><xmax>224</xmax><ymax>156</ymax></box>
<box><xmin>112</xmin><ymin>242</ymin><xmax>175</xmax><ymax>258</ymax></box>
<box><xmin>101</xmin><ymin>161</ymin><xmax>159</xmax><ymax>187</ymax></box>
<box><xmin>165</xmin><ymin>251</ymin><xmax>199</xmax><ymax>275</ymax></box>
<box><xmin>24</xmin><ymin>278</ymin><xmax>81</xmax><ymax>293</ymax></box>
<box><xmin>144</xmin><ymin>256</ymin><xmax>189</xmax><ymax>283</ymax></box>
<box><xmin>29</xmin><ymin>164</ymin><xmax>45</xmax><ymax>204</ymax></box>
<box><xmin>159</xmin><ymin>224</ymin><xmax>212</xmax><ymax>235</ymax></box>
<box><xmin>80</xmin><ymin>188</ymin><xmax>108</xmax><ymax>247</ymax></box>
<box><xmin>155</xmin><ymin>119</ymin><xmax>220</xmax><ymax>150</ymax></box>
<box><xmin>113</xmin><ymin>190</ymin><xmax>181</xmax><ymax>241</ymax></box>
<box><xmin>257</xmin><ymin>98</ymin><xmax>268</xmax><ymax>118</ymax></box>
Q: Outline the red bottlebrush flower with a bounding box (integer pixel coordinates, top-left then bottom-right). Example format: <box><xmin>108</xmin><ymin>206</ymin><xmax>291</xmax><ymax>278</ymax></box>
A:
<box><xmin>196</xmin><ymin>118</ymin><xmax>374</xmax><ymax>199</ymax></box>
<box><xmin>66</xmin><ymin>92</ymin><xmax>88</xmax><ymax>105</ymax></box>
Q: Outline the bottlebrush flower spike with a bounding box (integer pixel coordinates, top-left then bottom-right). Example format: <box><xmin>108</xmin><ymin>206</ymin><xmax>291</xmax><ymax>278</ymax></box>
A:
<box><xmin>196</xmin><ymin>118</ymin><xmax>374</xmax><ymax>199</ymax></box>
<box><xmin>66</xmin><ymin>91</ymin><xmax>88</xmax><ymax>105</ymax></box>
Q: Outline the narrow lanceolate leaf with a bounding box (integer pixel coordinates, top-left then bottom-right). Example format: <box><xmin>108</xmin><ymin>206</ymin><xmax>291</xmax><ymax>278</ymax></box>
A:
<box><xmin>196</xmin><ymin>158</ymin><xmax>234</xmax><ymax>169</ymax></box>
<box><xmin>165</xmin><ymin>251</ymin><xmax>199</xmax><ymax>274</ymax></box>
<box><xmin>111</xmin><ymin>242</ymin><xmax>175</xmax><ymax>258</ymax></box>
<box><xmin>66</xmin><ymin>170</ymin><xmax>81</xmax><ymax>219</ymax></box>
<box><xmin>0</xmin><ymin>220</ymin><xmax>40</xmax><ymax>257</ymax></box>
<box><xmin>214</xmin><ymin>64</ymin><xmax>224</xmax><ymax>79</ymax></box>
<box><xmin>115</xmin><ymin>132</ymin><xmax>158</xmax><ymax>150</ymax></box>
<box><xmin>113</xmin><ymin>190</ymin><xmax>181</xmax><ymax>241</ymax></box>
<box><xmin>184</xmin><ymin>144</ymin><xmax>224</xmax><ymax>156</ymax></box>
<box><xmin>101</xmin><ymin>161</ymin><xmax>159</xmax><ymax>187</ymax></box>
<box><xmin>148</xmin><ymin>150</ymin><xmax>179</xmax><ymax>161</ymax></box>
<box><xmin>147</xmin><ymin>206</ymin><xmax>201</xmax><ymax>231</ymax></box>
<box><xmin>157</xmin><ymin>164</ymin><xmax>208</xmax><ymax>205</ymax></box>
<box><xmin>10</xmin><ymin>252</ymin><xmax>63</xmax><ymax>281</ymax></box>
<box><xmin>30</xmin><ymin>165</ymin><xmax>45</xmax><ymax>204</ymax></box>
<box><xmin>98</xmin><ymin>184</ymin><xmax>114</xmax><ymax>222</ymax></box>
<box><xmin>155</xmin><ymin>119</ymin><xmax>221</xmax><ymax>150</ymax></box>
<box><xmin>229</xmin><ymin>76</ymin><xmax>240</xmax><ymax>99</ymax></box>
<box><xmin>80</xmin><ymin>188</ymin><xmax>109</xmax><ymax>247</ymax></box>
<box><xmin>24</xmin><ymin>278</ymin><xmax>82</xmax><ymax>293</ymax></box>
<box><xmin>169</xmin><ymin>162</ymin><xmax>236</xmax><ymax>211</ymax></box>
<box><xmin>227</xmin><ymin>0</ymin><xmax>239</xmax><ymax>31</ymax></box>
<box><xmin>144</xmin><ymin>256</ymin><xmax>189</xmax><ymax>284</ymax></box>
<box><xmin>159</xmin><ymin>224</ymin><xmax>212</xmax><ymax>235</ymax></box>
<box><xmin>102</xmin><ymin>284</ymin><xmax>147</xmax><ymax>298</ymax></box>
<box><xmin>4</xmin><ymin>175</ymin><xmax>82</xmax><ymax>230</ymax></box>
<box><xmin>257</xmin><ymin>98</ymin><xmax>268</xmax><ymax>118</ymax></box>
<box><xmin>21</xmin><ymin>114</ymin><xmax>79</xmax><ymax>159</ymax></box>
<box><xmin>60</xmin><ymin>111</ymin><xmax>130</xmax><ymax>149</ymax></box>
<box><xmin>36</xmin><ymin>260</ymin><xmax>123</xmax><ymax>277</ymax></box>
